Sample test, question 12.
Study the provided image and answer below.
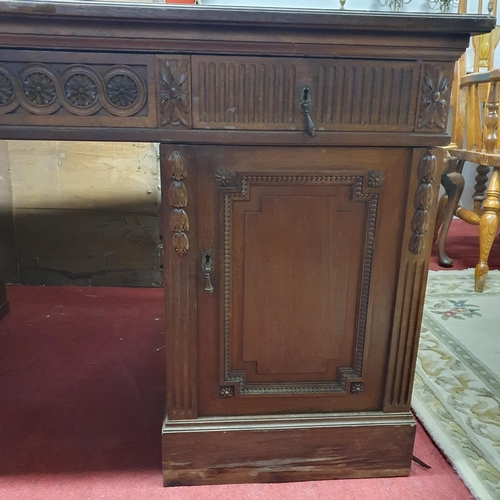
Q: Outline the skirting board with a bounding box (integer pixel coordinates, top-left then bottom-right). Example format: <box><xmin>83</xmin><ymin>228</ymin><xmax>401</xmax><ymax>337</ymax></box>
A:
<box><xmin>162</xmin><ymin>411</ymin><xmax>416</xmax><ymax>486</ymax></box>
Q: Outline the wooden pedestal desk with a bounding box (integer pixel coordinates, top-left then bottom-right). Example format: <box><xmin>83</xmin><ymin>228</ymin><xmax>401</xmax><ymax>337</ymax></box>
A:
<box><xmin>0</xmin><ymin>1</ymin><xmax>494</xmax><ymax>486</ymax></box>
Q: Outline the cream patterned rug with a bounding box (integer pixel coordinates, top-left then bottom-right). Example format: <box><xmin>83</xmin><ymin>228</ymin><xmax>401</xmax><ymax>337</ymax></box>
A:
<box><xmin>413</xmin><ymin>269</ymin><xmax>500</xmax><ymax>500</ymax></box>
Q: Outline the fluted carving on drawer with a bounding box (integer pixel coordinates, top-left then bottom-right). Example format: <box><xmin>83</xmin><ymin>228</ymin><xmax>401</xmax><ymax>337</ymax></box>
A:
<box><xmin>197</xmin><ymin>60</ymin><xmax>296</xmax><ymax>125</ymax></box>
<box><xmin>192</xmin><ymin>56</ymin><xmax>420</xmax><ymax>131</ymax></box>
<box><xmin>0</xmin><ymin>62</ymin><xmax>147</xmax><ymax>117</ymax></box>
<box><xmin>316</xmin><ymin>63</ymin><xmax>417</xmax><ymax>128</ymax></box>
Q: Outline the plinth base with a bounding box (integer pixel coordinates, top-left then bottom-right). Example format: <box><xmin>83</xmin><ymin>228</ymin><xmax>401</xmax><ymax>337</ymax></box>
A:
<box><xmin>162</xmin><ymin>412</ymin><xmax>416</xmax><ymax>486</ymax></box>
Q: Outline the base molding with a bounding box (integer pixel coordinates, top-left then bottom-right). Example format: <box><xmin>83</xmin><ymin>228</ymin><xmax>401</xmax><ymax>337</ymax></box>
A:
<box><xmin>162</xmin><ymin>411</ymin><xmax>416</xmax><ymax>486</ymax></box>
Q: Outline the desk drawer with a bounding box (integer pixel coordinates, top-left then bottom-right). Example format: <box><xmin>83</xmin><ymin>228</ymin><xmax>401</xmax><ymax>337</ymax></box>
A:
<box><xmin>0</xmin><ymin>51</ymin><xmax>156</xmax><ymax>128</ymax></box>
<box><xmin>192</xmin><ymin>55</ymin><xmax>420</xmax><ymax>133</ymax></box>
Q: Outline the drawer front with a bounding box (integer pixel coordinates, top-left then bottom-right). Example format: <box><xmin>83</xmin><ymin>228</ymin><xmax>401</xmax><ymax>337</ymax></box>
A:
<box><xmin>0</xmin><ymin>51</ymin><xmax>156</xmax><ymax>128</ymax></box>
<box><xmin>192</xmin><ymin>56</ymin><xmax>420</xmax><ymax>133</ymax></box>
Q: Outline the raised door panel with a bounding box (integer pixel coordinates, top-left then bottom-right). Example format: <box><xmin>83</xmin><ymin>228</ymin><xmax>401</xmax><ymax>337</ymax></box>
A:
<box><xmin>180</xmin><ymin>146</ymin><xmax>411</xmax><ymax>417</ymax></box>
<box><xmin>229</xmin><ymin>180</ymin><xmax>369</xmax><ymax>391</ymax></box>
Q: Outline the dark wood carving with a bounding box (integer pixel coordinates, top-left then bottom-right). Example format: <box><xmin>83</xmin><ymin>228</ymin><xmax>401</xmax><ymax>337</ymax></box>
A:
<box><xmin>315</xmin><ymin>62</ymin><xmax>418</xmax><ymax>128</ymax></box>
<box><xmin>215</xmin><ymin>169</ymin><xmax>234</xmax><ymax>187</ymax></box>
<box><xmin>350</xmin><ymin>382</ymin><xmax>364</xmax><ymax>394</ymax></box>
<box><xmin>384</xmin><ymin>258</ymin><xmax>427</xmax><ymax>410</ymax></box>
<box><xmin>0</xmin><ymin>0</ymin><xmax>490</xmax><ymax>487</ymax></box>
<box><xmin>167</xmin><ymin>151</ymin><xmax>189</xmax><ymax>255</ymax></box>
<box><xmin>192</xmin><ymin>56</ymin><xmax>419</xmax><ymax>132</ymax></box>
<box><xmin>367</xmin><ymin>170</ymin><xmax>384</xmax><ymax>188</ymax></box>
<box><xmin>409</xmin><ymin>150</ymin><xmax>436</xmax><ymax>254</ymax></box>
<box><xmin>221</xmin><ymin>174</ymin><xmax>379</xmax><ymax>395</ymax></box>
<box><xmin>0</xmin><ymin>62</ymin><xmax>147</xmax><ymax>117</ymax></box>
<box><xmin>417</xmin><ymin>64</ymin><xmax>453</xmax><ymax>130</ymax></box>
<box><xmin>158</xmin><ymin>57</ymin><xmax>191</xmax><ymax>128</ymax></box>
<box><xmin>219</xmin><ymin>386</ymin><xmax>235</xmax><ymax>398</ymax></box>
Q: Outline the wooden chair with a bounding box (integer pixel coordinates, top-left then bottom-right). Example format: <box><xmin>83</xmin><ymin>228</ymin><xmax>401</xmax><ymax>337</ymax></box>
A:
<box><xmin>446</xmin><ymin>70</ymin><xmax>500</xmax><ymax>292</ymax></box>
<box><xmin>434</xmin><ymin>0</ymin><xmax>500</xmax><ymax>292</ymax></box>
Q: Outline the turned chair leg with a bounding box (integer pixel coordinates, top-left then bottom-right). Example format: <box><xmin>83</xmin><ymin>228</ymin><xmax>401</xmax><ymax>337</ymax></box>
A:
<box><xmin>436</xmin><ymin>171</ymin><xmax>465</xmax><ymax>267</ymax></box>
<box><xmin>473</xmin><ymin>164</ymin><xmax>490</xmax><ymax>211</ymax></box>
<box><xmin>475</xmin><ymin>167</ymin><xmax>500</xmax><ymax>292</ymax></box>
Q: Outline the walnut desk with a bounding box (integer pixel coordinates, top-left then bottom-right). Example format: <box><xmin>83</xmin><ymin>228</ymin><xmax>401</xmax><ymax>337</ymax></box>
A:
<box><xmin>0</xmin><ymin>1</ymin><xmax>494</xmax><ymax>486</ymax></box>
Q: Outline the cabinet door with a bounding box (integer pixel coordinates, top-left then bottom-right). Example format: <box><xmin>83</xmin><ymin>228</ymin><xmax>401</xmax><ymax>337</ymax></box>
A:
<box><xmin>162</xmin><ymin>145</ymin><xmax>411</xmax><ymax>418</ymax></box>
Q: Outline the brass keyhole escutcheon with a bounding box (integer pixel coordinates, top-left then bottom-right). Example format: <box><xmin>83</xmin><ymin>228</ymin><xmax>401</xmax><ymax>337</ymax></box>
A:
<box><xmin>202</xmin><ymin>251</ymin><xmax>214</xmax><ymax>295</ymax></box>
<box><xmin>299</xmin><ymin>85</ymin><xmax>316</xmax><ymax>137</ymax></box>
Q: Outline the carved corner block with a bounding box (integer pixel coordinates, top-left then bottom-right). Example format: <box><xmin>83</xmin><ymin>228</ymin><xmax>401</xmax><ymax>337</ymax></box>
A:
<box><xmin>366</xmin><ymin>170</ymin><xmax>385</xmax><ymax>189</ymax></box>
<box><xmin>158</xmin><ymin>57</ymin><xmax>191</xmax><ymax>128</ymax></box>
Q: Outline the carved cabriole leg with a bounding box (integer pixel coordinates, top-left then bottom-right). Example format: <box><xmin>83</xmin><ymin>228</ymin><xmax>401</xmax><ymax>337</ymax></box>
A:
<box><xmin>475</xmin><ymin>167</ymin><xmax>500</xmax><ymax>292</ymax></box>
<box><xmin>160</xmin><ymin>144</ymin><xmax>198</xmax><ymax>420</ymax></box>
<box><xmin>437</xmin><ymin>171</ymin><xmax>465</xmax><ymax>267</ymax></box>
<box><xmin>433</xmin><ymin>190</ymin><xmax>448</xmax><ymax>244</ymax></box>
<box><xmin>384</xmin><ymin>148</ymin><xmax>443</xmax><ymax>413</ymax></box>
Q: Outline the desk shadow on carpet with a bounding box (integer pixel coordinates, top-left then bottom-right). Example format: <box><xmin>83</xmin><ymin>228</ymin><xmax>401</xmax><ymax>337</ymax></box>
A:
<box><xmin>0</xmin><ymin>286</ymin><xmax>165</xmax><ymax>475</ymax></box>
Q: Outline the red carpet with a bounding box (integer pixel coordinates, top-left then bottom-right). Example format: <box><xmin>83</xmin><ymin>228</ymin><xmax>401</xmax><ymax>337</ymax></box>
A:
<box><xmin>430</xmin><ymin>218</ymin><xmax>500</xmax><ymax>271</ymax></box>
<box><xmin>0</xmin><ymin>283</ymin><xmax>475</xmax><ymax>499</ymax></box>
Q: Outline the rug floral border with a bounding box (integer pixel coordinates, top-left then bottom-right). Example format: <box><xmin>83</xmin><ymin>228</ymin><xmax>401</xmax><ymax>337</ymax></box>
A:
<box><xmin>412</xmin><ymin>270</ymin><xmax>500</xmax><ymax>500</ymax></box>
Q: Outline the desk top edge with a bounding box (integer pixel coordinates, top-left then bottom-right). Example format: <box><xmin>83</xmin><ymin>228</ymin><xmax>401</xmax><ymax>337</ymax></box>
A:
<box><xmin>0</xmin><ymin>1</ymin><xmax>495</xmax><ymax>35</ymax></box>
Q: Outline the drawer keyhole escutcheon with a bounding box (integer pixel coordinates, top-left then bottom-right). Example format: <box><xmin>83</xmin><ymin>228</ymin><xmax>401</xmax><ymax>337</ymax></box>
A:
<box><xmin>299</xmin><ymin>85</ymin><xmax>316</xmax><ymax>137</ymax></box>
<box><xmin>202</xmin><ymin>251</ymin><xmax>214</xmax><ymax>295</ymax></box>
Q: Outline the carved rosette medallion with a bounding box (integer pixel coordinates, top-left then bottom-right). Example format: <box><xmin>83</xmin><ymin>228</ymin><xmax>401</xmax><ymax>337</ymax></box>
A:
<box><xmin>219</xmin><ymin>386</ymin><xmax>235</xmax><ymax>398</ymax></box>
<box><xmin>65</xmin><ymin>73</ymin><xmax>98</xmax><ymax>107</ymax></box>
<box><xmin>367</xmin><ymin>170</ymin><xmax>384</xmax><ymax>188</ymax></box>
<box><xmin>0</xmin><ymin>62</ymin><xmax>147</xmax><ymax>118</ymax></box>
<box><xmin>23</xmin><ymin>72</ymin><xmax>56</xmax><ymax>105</ymax></box>
<box><xmin>215</xmin><ymin>169</ymin><xmax>234</xmax><ymax>187</ymax></box>
<box><xmin>167</xmin><ymin>151</ymin><xmax>190</xmax><ymax>256</ymax></box>
<box><xmin>0</xmin><ymin>72</ymin><xmax>14</xmax><ymax>105</ymax></box>
<box><xmin>222</xmin><ymin>175</ymin><xmax>378</xmax><ymax>395</ymax></box>
<box><xmin>158</xmin><ymin>58</ymin><xmax>191</xmax><ymax>127</ymax></box>
<box><xmin>106</xmin><ymin>74</ymin><xmax>138</xmax><ymax>107</ymax></box>
<box><xmin>417</xmin><ymin>64</ymin><xmax>452</xmax><ymax>130</ymax></box>
<box><xmin>409</xmin><ymin>150</ymin><xmax>436</xmax><ymax>254</ymax></box>
<box><xmin>18</xmin><ymin>65</ymin><xmax>62</xmax><ymax>115</ymax></box>
<box><xmin>350</xmin><ymin>382</ymin><xmax>364</xmax><ymax>394</ymax></box>
<box><xmin>102</xmin><ymin>66</ymin><xmax>147</xmax><ymax>116</ymax></box>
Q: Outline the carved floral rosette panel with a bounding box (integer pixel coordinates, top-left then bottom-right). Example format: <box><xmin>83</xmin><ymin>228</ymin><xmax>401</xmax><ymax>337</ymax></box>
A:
<box><xmin>0</xmin><ymin>57</ymin><xmax>151</xmax><ymax>125</ymax></box>
<box><xmin>158</xmin><ymin>57</ymin><xmax>191</xmax><ymax>128</ymax></box>
<box><xmin>416</xmin><ymin>63</ymin><xmax>454</xmax><ymax>131</ymax></box>
<box><xmin>219</xmin><ymin>173</ymin><xmax>380</xmax><ymax>396</ymax></box>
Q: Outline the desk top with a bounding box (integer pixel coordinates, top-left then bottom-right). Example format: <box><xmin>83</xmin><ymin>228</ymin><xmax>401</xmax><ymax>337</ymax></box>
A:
<box><xmin>0</xmin><ymin>1</ymin><xmax>494</xmax><ymax>55</ymax></box>
<box><xmin>0</xmin><ymin>2</ymin><xmax>495</xmax><ymax>144</ymax></box>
